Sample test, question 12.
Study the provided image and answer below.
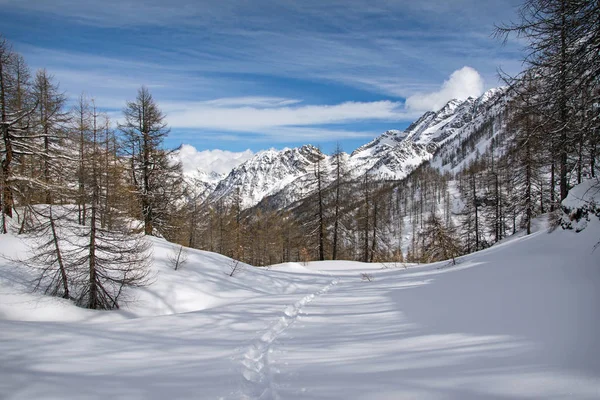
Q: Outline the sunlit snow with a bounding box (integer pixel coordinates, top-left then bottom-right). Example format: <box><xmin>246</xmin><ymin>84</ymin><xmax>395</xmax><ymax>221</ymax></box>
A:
<box><xmin>1</xmin><ymin>197</ymin><xmax>599</xmax><ymax>399</ymax></box>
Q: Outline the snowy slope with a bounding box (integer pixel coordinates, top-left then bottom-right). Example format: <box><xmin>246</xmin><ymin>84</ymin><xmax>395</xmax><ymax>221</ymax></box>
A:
<box><xmin>0</xmin><ymin>234</ymin><xmax>316</xmax><ymax>322</ymax></box>
<box><xmin>349</xmin><ymin>131</ymin><xmax>432</xmax><ymax>180</ymax></box>
<box><xmin>1</xmin><ymin>186</ymin><xmax>599</xmax><ymax>399</ymax></box>
<box><xmin>429</xmin><ymin>87</ymin><xmax>510</xmax><ymax>173</ymax></box>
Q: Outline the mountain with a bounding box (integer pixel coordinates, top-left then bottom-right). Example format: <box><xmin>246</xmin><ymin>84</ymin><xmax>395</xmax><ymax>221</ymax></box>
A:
<box><xmin>201</xmin><ymin>87</ymin><xmax>508</xmax><ymax>210</ymax></box>
<box><xmin>183</xmin><ymin>170</ymin><xmax>224</xmax><ymax>203</ymax></box>
<box><xmin>208</xmin><ymin>145</ymin><xmax>325</xmax><ymax>209</ymax></box>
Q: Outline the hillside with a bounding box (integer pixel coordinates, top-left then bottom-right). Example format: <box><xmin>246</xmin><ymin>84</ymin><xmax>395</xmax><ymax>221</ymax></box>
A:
<box><xmin>1</xmin><ymin>186</ymin><xmax>599</xmax><ymax>399</ymax></box>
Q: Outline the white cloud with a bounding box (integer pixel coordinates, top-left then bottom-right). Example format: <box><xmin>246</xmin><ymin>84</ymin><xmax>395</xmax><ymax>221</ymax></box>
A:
<box><xmin>177</xmin><ymin>144</ymin><xmax>254</xmax><ymax>176</ymax></box>
<box><xmin>405</xmin><ymin>66</ymin><xmax>485</xmax><ymax>112</ymax></box>
<box><xmin>163</xmin><ymin>100</ymin><xmax>403</xmax><ymax>130</ymax></box>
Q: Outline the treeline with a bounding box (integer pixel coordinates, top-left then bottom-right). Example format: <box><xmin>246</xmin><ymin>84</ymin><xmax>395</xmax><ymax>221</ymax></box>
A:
<box><xmin>184</xmin><ymin>154</ymin><xmax>454</xmax><ymax>266</ymax></box>
<box><xmin>499</xmin><ymin>0</ymin><xmax>598</xmax><ymax>198</ymax></box>
<box><xmin>0</xmin><ymin>36</ymin><xmax>184</xmax><ymax>308</ymax></box>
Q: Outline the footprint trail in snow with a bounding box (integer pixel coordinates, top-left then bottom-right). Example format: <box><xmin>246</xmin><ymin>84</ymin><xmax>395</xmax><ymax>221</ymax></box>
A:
<box><xmin>237</xmin><ymin>278</ymin><xmax>339</xmax><ymax>400</ymax></box>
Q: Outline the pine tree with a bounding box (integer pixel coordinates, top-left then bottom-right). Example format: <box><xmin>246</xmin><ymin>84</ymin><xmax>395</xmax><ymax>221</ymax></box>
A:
<box><xmin>32</xmin><ymin>69</ymin><xmax>70</xmax><ymax>204</ymax></box>
<box><xmin>119</xmin><ymin>86</ymin><xmax>182</xmax><ymax>236</ymax></box>
<box><xmin>73</xmin><ymin>103</ymin><xmax>151</xmax><ymax>309</ymax></box>
<box><xmin>0</xmin><ymin>37</ymin><xmax>36</xmax><ymax>232</ymax></box>
<box><xmin>314</xmin><ymin>150</ymin><xmax>327</xmax><ymax>261</ymax></box>
<box><xmin>506</xmin><ymin>79</ymin><xmax>545</xmax><ymax>234</ymax></box>
<box><xmin>420</xmin><ymin>212</ymin><xmax>461</xmax><ymax>264</ymax></box>
<box><xmin>24</xmin><ymin>205</ymin><xmax>71</xmax><ymax>299</ymax></box>
<box><xmin>330</xmin><ymin>144</ymin><xmax>348</xmax><ymax>260</ymax></box>
<box><xmin>459</xmin><ymin>163</ymin><xmax>485</xmax><ymax>252</ymax></box>
<box><xmin>73</xmin><ymin>93</ymin><xmax>91</xmax><ymax>225</ymax></box>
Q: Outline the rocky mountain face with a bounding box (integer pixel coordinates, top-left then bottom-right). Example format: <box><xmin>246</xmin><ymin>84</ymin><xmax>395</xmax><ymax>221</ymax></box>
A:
<box><xmin>207</xmin><ymin>145</ymin><xmax>324</xmax><ymax>209</ymax></box>
<box><xmin>198</xmin><ymin>87</ymin><xmax>508</xmax><ymax>210</ymax></box>
<box><xmin>182</xmin><ymin>170</ymin><xmax>224</xmax><ymax>204</ymax></box>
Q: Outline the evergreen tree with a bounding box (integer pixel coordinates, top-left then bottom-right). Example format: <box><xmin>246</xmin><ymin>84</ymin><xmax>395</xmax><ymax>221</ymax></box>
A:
<box><xmin>73</xmin><ymin>103</ymin><xmax>151</xmax><ymax>309</ymax></box>
<box><xmin>330</xmin><ymin>144</ymin><xmax>345</xmax><ymax>260</ymax></box>
<box><xmin>32</xmin><ymin>69</ymin><xmax>70</xmax><ymax>204</ymax></box>
<box><xmin>0</xmin><ymin>36</ymin><xmax>36</xmax><ymax>232</ymax></box>
<box><xmin>420</xmin><ymin>212</ymin><xmax>461</xmax><ymax>264</ymax></box>
<box><xmin>119</xmin><ymin>86</ymin><xmax>182</xmax><ymax>236</ymax></box>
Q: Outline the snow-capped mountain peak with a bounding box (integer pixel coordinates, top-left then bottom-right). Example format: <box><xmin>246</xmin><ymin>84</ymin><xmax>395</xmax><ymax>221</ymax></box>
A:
<box><xmin>208</xmin><ymin>145</ymin><xmax>326</xmax><ymax>209</ymax></box>
<box><xmin>202</xmin><ymin>87</ymin><xmax>508</xmax><ymax>210</ymax></box>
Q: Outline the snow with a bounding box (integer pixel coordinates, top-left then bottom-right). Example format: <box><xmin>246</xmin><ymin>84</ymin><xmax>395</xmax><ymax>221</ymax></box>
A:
<box><xmin>209</xmin><ymin>145</ymin><xmax>325</xmax><ymax>209</ymax></box>
<box><xmin>1</xmin><ymin>201</ymin><xmax>600</xmax><ymax>398</ymax></box>
<box><xmin>561</xmin><ymin>178</ymin><xmax>600</xmax><ymax>232</ymax></box>
<box><xmin>562</xmin><ymin>178</ymin><xmax>600</xmax><ymax>210</ymax></box>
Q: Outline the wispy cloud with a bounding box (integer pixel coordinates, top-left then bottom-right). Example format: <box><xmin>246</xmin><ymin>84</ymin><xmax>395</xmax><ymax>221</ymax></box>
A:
<box><xmin>163</xmin><ymin>100</ymin><xmax>405</xmax><ymax>130</ymax></box>
<box><xmin>9</xmin><ymin>1</ymin><xmax>523</xmax><ymax>100</ymax></box>
<box><xmin>170</xmin><ymin>124</ymin><xmax>382</xmax><ymax>143</ymax></box>
<box><xmin>249</xmin><ymin>127</ymin><xmax>381</xmax><ymax>143</ymax></box>
<box><xmin>0</xmin><ymin>0</ymin><xmax>202</xmax><ymax>27</ymax></box>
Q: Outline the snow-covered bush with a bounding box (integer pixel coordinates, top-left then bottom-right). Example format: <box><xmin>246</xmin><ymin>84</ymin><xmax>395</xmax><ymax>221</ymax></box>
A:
<box><xmin>560</xmin><ymin>179</ymin><xmax>600</xmax><ymax>232</ymax></box>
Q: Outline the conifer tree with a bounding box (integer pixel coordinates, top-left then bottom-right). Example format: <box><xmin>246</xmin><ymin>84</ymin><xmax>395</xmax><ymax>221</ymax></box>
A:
<box><xmin>330</xmin><ymin>144</ymin><xmax>347</xmax><ymax>260</ymax></box>
<box><xmin>0</xmin><ymin>37</ymin><xmax>37</xmax><ymax>232</ymax></box>
<box><xmin>119</xmin><ymin>86</ymin><xmax>182</xmax><ymax>236</ymax></box>
<box><xmin>420</xmin><ymin>212</ymin><xmax>461</xmax><ymax>264</ymax></box>
<box><xmin>73</xmin><ymin>103</ymin><xmax>151</xmax><ymax>310</ymax></box>
<box><xmin>32</xmin><ymin>69</ymin><xmax>70</xmax><ymax>204</ymax></box>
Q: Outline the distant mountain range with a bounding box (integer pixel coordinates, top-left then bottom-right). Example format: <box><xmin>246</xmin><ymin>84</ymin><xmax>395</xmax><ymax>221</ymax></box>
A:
<box><xmin>185</xmin><ymin>87</ymin><xmax>508</xmax><ymax>210</ymax></box>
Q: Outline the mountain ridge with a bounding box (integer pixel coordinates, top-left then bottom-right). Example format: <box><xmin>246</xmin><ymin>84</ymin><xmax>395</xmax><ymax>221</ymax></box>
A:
<box><xmin>186</xmin><ymin>87</ymin><xmax>508</xmax><ymax>210</ymax></box>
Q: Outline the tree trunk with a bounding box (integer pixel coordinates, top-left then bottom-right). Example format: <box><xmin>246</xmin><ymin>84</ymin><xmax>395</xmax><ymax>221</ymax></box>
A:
<box><xmin>317</xmin><ymin>161</ymin><xmax>325</xmax><ymax>261</ymax></box>
<box><xmin>1</xmin><ymin>59</ymin><xmax>13</xmax><ymax>227</ymax></box>
<box><xmin>332</xmin><ymin>161</ymin><xmax>340</xmax><ymax>260</ymax></box>
<box><xmin>49</xmin><ymin>207</ymin><xmax>69</xmax><ymax>299</ymax></box>
<box><xmin>143</xmin><ymin>132</ymin><xmax>152</xmax><ymax>235</ymax></box>
<box><xmin>88</xmin><ymin>111</ymin><xmax>100</xmax><ymax>309</ymax></box>
<box><xmin>369</xmin><ymin>200</ymin><xmax>378</xmax><ymax>263</ymax></box>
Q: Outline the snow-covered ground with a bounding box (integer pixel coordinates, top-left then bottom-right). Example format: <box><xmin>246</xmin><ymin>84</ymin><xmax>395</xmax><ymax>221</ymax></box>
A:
<box><xmin>1</xmin><ymin>208</ymin><xmax>599</xmax><ymax>398</ymax></box>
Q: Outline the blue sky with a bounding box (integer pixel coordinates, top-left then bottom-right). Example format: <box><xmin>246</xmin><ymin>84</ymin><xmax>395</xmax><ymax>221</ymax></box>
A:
<box><xmin>1</xmin><ymin>0</ymin><xmax>524</xmax><ymax>163</ymax></box>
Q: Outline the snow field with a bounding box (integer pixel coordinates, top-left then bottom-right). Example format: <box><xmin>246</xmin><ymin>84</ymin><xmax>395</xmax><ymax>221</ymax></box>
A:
<box><xmin>1</xmin><ymin>204</ymin><xmax>599</xmax><ymax>399</ymax></box>
<box><xmin>238</xmin><ymin>278</ymin><xmax>338</xmax><ymax>400</ymax></box>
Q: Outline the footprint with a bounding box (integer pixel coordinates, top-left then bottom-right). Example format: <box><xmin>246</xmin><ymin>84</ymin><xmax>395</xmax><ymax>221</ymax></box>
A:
<box><xmin>237</xmin><ymin>278</ymin><xmax>339</xmax><ymax>399</ymax></box>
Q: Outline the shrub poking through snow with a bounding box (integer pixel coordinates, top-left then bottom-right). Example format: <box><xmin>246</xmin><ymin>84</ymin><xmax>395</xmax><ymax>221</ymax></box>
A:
<box><xmin>361</xmin><ymin>273</ymin><xmax>374</xmax><ymax>282</ymax></box>
<box><xmin>168</xmin><ymin>245</ymin><xmax>188</xmax><ymax>271</ymax></box>
<box><xmin>228</xmin><ymin>259</ymin><xmax>243</xmax><ymax>277</ymax></box>
<box><xmin>299</xmin><ymin>248</ymin><xmax>310</xmax><ymax>266</ymax></box>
